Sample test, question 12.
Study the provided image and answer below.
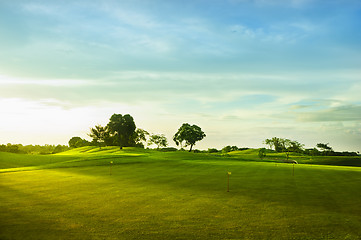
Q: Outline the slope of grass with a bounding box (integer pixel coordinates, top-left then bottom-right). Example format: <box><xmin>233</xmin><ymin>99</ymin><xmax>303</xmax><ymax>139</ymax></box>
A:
<box><xmin>1</xmin><ymin>147</ymin><xmax>361</xmax><ymax>239</ymax></box>
<box><xmin>227</xmin><ymin>149</ymin><xmax>361</xmax><ymax>167</ymax></box>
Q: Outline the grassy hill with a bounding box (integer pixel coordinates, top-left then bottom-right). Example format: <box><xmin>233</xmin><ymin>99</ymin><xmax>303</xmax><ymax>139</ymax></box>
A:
<box><xmin>226</xmin><ymin>148</ymin><xmax>361</xmax><ymax>167</ymax></box>
<box><xmin>1</xmin><ymin>147</ymin><xmax>361</xmax><ymax>239</ymax></box>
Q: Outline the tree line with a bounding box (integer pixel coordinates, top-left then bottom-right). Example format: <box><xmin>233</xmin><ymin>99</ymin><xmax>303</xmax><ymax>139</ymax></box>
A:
<box><xmin>0</xmin><ymin>143</ymin><xmax>69</xmax><ymax>154</ymax></box>
<box><xmin>69</xmin><ymin>113</ymin><xmax>206</xmax><ymax>152</ymax></box>
<box><xmin>2</xmin><ymin>113</ymin><xmax>358</xmax><ymax>156</ymax></box>
<box><xmin>262</xmin><ymin>137</ymin><xmax>358</xmax><ymax>157</ymax></box>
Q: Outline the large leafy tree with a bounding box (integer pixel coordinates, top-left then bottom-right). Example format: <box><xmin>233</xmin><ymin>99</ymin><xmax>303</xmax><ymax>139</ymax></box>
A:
<box><xmin>173</xmin><ymin>123</ymin><xmax>206</xmax><ymax>152</ymax></box>
<box><xmin>107</xmin><ymin>114</ymin><xmax>136</xmax><ymax>149</ymax></box>
<box><xmin>88</xmin><ymin>125</ymin><xmax>108</xmax><ymax>149</ymax></box>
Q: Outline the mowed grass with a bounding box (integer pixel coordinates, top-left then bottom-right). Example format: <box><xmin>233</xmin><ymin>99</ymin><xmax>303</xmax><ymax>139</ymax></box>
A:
<box><xmin>1</xmin><ymin>147</ymin><xmax>361</xmax><ymax>239</ymax></box>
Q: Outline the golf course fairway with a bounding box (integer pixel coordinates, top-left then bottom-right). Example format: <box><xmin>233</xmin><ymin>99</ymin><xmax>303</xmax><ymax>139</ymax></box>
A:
<box><xmin>1</xmin><ymin>147</ymin><xmax>361</xmax><ymax>239</ymax></box>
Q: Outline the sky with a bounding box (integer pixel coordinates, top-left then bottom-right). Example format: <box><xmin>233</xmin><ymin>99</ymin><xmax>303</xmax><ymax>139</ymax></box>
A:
<box><xmin>0</xmin><ymin>0</ymin><xmax>360</xmax><ymax>152</ymax></box>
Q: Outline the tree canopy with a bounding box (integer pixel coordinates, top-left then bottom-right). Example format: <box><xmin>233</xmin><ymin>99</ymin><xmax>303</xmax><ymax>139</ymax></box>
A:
<box><xmin>173</xmin><ymin>123</ymin><xmax>206</xmax><ymax>152</ymax></box>
<box><xmin>107</xmin><ymin>114</ymin><xmax>136</xmax><ymax>149</ymax></box>
<box><xmin>148</xmin><ymin>134</ymin><xmax>168</xmax><ymax>149</ymax></box>
<box><xmin>88</xmin><ymin>125</ymin><xmax>108</xmax><ymax>149</ymax></box>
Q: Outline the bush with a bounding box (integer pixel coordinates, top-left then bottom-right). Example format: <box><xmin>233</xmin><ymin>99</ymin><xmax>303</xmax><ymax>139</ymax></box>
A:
<box><xmin>159</xmin><ymin>147</ymin><xmax>178</xmax><ymax>152</ymax></box>
<box><xmin>208</xmin><ymin>148</ymin><xmax>219</xmax><ymax>153</ymax></box>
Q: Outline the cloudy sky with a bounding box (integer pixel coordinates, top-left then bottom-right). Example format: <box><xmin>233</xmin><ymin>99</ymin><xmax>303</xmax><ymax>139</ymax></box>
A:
<box><xmin>1</xmin><ymin>0</ymin><xmax>360</xmax><ymax>151</ymax></box>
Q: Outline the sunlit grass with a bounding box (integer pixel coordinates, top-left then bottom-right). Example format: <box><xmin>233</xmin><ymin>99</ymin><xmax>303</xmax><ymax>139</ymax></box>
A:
<box><xmin>1</xmin><ymin>147</ymin><xmax>361</xmax><ymax>239</ymax></box>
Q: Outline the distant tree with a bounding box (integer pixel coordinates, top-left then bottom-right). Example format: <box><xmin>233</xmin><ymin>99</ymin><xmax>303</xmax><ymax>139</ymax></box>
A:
<box><xmin>148</xmin><ymin>134</ymin><xmax>168</xmax><ymax>149</ymax></box>
<box><xmin>88</xmin><ymin>125</ymin><xmax>108</xmax><ymax>149</ymax></box>
<box><xmin>258</xmin><ymin>148</ymin><xmax>267</xmax><ymax>160</ymax></box>
<box><xmin>52</xmin><ymin>145</ymin><xmax>68</xmax><ymax>154</ymax></box>
<box><xmin>282</xmin><ymin>139</ymin><xmax>292</xmax><ymax>160</ymax></box>
<box><xmin>132</xmin><ymin>128</ymin><xmax>150</xmax><ymax>148</ymax></box>
<box><xmin>316</xmin><ymin>143</ymin><xmax>333</xmax><ymax>153</ymax></box>
<box><xmin>173</xmin><ymin>123</ymin><xmax>206</xmax><ymax>152</ymax></box>
<box><xmin>264</xmin><ymin>137</ymin><xmax>305</xmax><ymax>160</ymax></box>
<box><xmin>107</xmin><ymin>114</ymin><xmax>136</xmax><ymax>149</ymax></box>
<box><xmin>68</xmin><ymin>137</ymin><xmax>85</xmax><ymax>148</ymax></box>
<box><xmin>222</xmin><ymin>145</ymin><xmax>238</xmax><ymax>153</ymax></box>
<box><xmin>264</xmin><ymin>138</ymin><xmax>274</xmax><ymax>150</ymax></box>
<box><xmin>208</xmin><ymin>148</ymin><xmax>219</xmax><ymax>153</ymax></box>
<box><xmin>288</xmin><ymin>140</ymin><xmax>305</xmax><ymax>153</ymax></box>
<box><xmin>304</xmin><ymin>148</ymin><xmax>320</xmax><ymax>156</ymax></box>
<box><xmin>264</xmin><ymin>137</ymin><xmax>284</xmax><ymax>152</ymax></box>
<box><xmin>222</xmin><ymin>146</ymin><xmax>232</xmax><ymax>153</ymax></box>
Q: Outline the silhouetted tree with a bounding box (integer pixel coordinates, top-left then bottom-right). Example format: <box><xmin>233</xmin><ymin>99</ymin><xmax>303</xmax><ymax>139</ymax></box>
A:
<box><xmin>173</xmin><ymin>123</ymin><xmax>206</xmax><ymax>152</ymax></box>
<box><xmin>107</xmin><ymin>114</ymin><xmax>136</xmax><ymax>149</ymax></box>
<box><xmin>88</xmin><ymin>125</ymin><xmax>108</xmax><ymax>149</ymax></box>
<box><xmin>131</xmin><ymin>128</ymin><xmax>149</xmax><ymax>148</ymax></box>
<box><xmin>68</xmin><ymin>137</ymin><xmax>87</xmax><ymax>148</ymax></box>
<box><xmin>148</xmin><ymin>134</ymin><xmax>168</xmax><ymax>149</ymax></box>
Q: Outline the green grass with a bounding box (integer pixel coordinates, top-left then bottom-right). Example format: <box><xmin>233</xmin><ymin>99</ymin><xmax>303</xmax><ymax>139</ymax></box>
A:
<box><xmin>1</xmin><ymin>147</ymin><xmax>361</xmax><ymax>239</ymax></box>
<box><xmin>227</xmin><ymin>149</ymin><xmax>361</xmax><ymax>167</ymax></box>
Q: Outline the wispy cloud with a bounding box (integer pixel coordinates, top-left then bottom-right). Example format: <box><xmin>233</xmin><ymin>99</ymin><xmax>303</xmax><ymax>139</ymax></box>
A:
<box><xmin>0</xmin><ymin>0</ymin><xmax>360</xmax><ymax>151</ymax></box>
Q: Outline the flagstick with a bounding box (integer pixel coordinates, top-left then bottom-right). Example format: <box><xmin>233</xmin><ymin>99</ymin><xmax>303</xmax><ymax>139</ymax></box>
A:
<box><xmin>110</xmin><ymin>161</ymin><xmax>113</xmax><ymax>175</ymax></box>
<box><xmin>227</xmin><ymin>172</ymin><xmax>231</xmax><ymax>192</ymax></box>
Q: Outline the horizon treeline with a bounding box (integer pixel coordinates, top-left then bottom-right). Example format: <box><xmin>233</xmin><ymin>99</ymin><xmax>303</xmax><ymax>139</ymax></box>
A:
<box><xmin>0</xmin><ymin>143</ymin><xmax>69</xmax><ymax>155</ymax></box>
<box><xmin>1</xmin><ymin>113</ymin><xmax>359</xmax><ymax>157</ymax></box>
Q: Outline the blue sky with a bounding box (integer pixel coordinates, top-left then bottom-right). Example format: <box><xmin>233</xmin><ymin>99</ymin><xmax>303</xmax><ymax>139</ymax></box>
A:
<box><xmin>0</xmin><ymin>0</ymin><xmax>360</xmax><ymax>151</ymax></box>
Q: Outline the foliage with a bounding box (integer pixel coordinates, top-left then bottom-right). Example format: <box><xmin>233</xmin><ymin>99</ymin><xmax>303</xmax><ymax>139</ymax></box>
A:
<box><xmin>264</xmin><ymin>137</ymin><xmax>304</xmax><ymax>159</ymax></box>
<box><xmin>258</xmin><ymin>148</ymin><xmax>267</xmax><ymax>160</ymax></box>
<box><xmin>107</xmin><ymin>114</ymin><xmax>136</xmax><ymax>149</ymax></box>
<box><xmin>207</xmin><ymin>148</ymin><xmax>219</xmax><ymax>153</ymax></box>
<box><xmin>158</xmin><ymin>147</ymin><xmax>178</xmax><ymax>152</ymax></box>
<box><xmin>222</xmin><ymin>146</ymin><xmax>239</xmax><ymax>153</ymax></box>
<box><xmin>88</xmin><ymin>125</ymin><xmax>108</xmax><ymax>149</ymax></box>
<box><xmin>148</xmin><ymin>134</ymin><xmax>168</xmax><ymax>149</ymax></box>
<box><xmin>131</xmin><ymin>128</ymin><xmax>150</xmax><ymax>148</ymax></box>
<box><xmin>68</xmin><ymin>137</ymin><xmax>90</xmax><ymax>148</ymax></box>
<box><xmin>173</xmin><ymin>123</ymin><xmax>206</xmax><ymax>152</ymax></box>
<box><xmin>0</xmin><ymin>143</ymin><xmax>69</xmax><ymax>154</ymax></box>
<box><xmin>316</xmin><ymin>143</ymin><xmax>334</xmax><ymax>155</ymax></box>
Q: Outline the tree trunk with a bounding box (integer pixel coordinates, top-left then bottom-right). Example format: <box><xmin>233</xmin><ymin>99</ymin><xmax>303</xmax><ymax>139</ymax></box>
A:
<box><xmin>189</xmin><ymin>144</ymin><xmax>193</xmax><ymax>152</ymax></box>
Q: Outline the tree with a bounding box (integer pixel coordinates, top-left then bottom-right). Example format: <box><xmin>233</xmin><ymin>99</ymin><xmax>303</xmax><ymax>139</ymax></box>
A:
<box><xmin>107</xmin><ymin>114</ymin><xmax>136</xmax><ymax>149</ymax></box>
<box><xmin>264</xmin><ymin>138</ymin><xmax>274</xmax><ymax>150</ymax></box>
<box><xmin>173</xmin><ymin>123</ymin><xmax>206</xmax><ymax>152</ymax></box>
<box><xmin>264</xmin><ymin>137</ymin><xmax>284</xmax><ymax>152</ymax></box>
<box><xmin>316</xmin><ymin>143</ymin><xmax>333</xmax><ymax>151</ymax></box>
<box><xmin>222</xmin><ymin>146</ymin><xmax>232</xmax><ymax>153</ymax></box>
<box><xmin>148</xmin><ymin>134</ymin><xmax>168</xmax><ymax>149</ymax></box>
<box><xmin>282</xmin><ymin>139</ymin><xmax>292</xmax><ymax>161</ymax></box>
<box><xmin>258</xmin><ymin>148</ymin><xmax>267</xmax><ymax>160</ymax></box>
<box><xmin>316</xmin><ymin>143</ymin><xmax>333</xmax><ymax>155</ymax></box>
<box><xmin>264</xmin><ymin>137</ymin><xmax>305</xmax><ymax>160</ymax></box>
<box><xmin>222</xmin><ymin>146</ymin><xmax>238</xmax><ymax>153</ymax></box>
<box><xmin>68</xmin><ymin>137</ymin><xmax>85</xmax><ymax>148</ymax></box>
<box><xmin>131</xmin><ymin>128</ymin><xmax>149</xmax><ymax>148</ymax></box>
<box><xmin>88</xmin><ymin>125</ymin><xmax>108</xmax><ymax>149</ymax></box>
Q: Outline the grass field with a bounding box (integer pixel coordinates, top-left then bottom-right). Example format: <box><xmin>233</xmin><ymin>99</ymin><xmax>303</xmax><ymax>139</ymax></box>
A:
<box><xmin>1</xmin><ymin>147</ymin><xmax>361</xmax><ymax>239</ymax></box>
